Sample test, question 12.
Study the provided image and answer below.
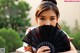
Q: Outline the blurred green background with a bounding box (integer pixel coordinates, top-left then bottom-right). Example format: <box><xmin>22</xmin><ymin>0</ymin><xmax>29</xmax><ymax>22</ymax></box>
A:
<box><xmin>60</xmin><ymin>20</ymin><xmax>80</xmax><ymax>50</ymax></box>
<box><xmin>0</xmin><ymin>0</ymin><xmax>80</xmax><ymax>53</ymax></box>
<box><xmin>0</xmin><ymin>0</ymin><xmax>31</xmax><ymax>53</ymax></box>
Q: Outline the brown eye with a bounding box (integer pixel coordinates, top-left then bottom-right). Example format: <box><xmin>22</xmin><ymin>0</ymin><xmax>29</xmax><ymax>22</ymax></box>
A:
<box><xmin>50</xmin><ymin>17</ymin><xmax>55</xmax><ymax>20</ymax></box>
<box><xmin>40</xmin><ymin>17</ymin><xmax>45</xmax><ymax>21</ymax></box>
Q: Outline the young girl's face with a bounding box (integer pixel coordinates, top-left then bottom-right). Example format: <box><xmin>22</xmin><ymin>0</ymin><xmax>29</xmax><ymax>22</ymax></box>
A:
<box><xmin>36</xmin><ymin>10</ymin><xmax>59</xmax><ymax>27</ymax></box>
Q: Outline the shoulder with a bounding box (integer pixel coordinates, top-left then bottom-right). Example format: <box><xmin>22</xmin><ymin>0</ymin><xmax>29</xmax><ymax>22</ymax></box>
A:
<box><xmin>59</xmin><ymin>29</ymin><xmax>71</xmax><ymax>38</ymax></box>
<box><xmin>27</xmin><ymin>27</ymin><xmax>36</xmax><ymax>31</ymax></box>
<box><xmin>61</xmin><ymin>30</ymin><xmax>69</xmax><ymax>38</ymax></box>
<box><xmin>57</xmin><ymin>29</ymin><xmax>68</xmax><ymax>36</ymax></box>
<box><xmin>60</xmin><ymin>29</ymin><xmax>73</xmax><ymax>41</ymax></box>
<box><xmin>25</xmin><ymin>27</ymin><xmax>37</xmax><ymax>35</ymax></box>
<box><xmin>58</xmin><ymin>29</ymin><xmax>68</xmax><ymax>34</ymax></box>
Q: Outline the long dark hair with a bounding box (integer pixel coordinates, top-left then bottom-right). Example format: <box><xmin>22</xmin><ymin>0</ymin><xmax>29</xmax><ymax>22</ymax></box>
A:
<box><xmin>35</xmin><ymin>0</ymin><xmax>61</xmax><ymax>29</ymax></box>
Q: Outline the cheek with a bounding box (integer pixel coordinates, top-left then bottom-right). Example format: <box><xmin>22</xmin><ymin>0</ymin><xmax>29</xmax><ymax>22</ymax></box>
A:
<box><xmin>37</xmin><ymin>20</ymin><xmax>45</xmax><ymax>26</ymax></box>
<box><xmin>51</xmin><ymin>20</ymin><xmax>58</xmax><ymax>26</ymax></box>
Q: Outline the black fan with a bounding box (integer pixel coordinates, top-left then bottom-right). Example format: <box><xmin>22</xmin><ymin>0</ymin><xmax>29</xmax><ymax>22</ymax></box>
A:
<box><xmin>23</xmin><ymin>25</ymin><xmax>71</xmax><ymax>53</ymax></box>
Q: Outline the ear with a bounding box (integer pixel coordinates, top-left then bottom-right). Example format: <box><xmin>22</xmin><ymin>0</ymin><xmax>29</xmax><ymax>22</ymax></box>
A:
<box><xmin>36</xmin><ymin>18</ymin><xmax>38</xmax><ymax>23</ymax></box>
<box><xmin>56</xmin><ymin>17</ymin><xmax>59</xmax><ymax>23</ymax></box>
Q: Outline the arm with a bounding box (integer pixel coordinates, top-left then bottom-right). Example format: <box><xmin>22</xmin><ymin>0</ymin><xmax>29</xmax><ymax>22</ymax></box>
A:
<box><xmin>58</xmin><ymin>42</ymin><xmax>77</xmax><ymax>53</ymax></box>
<box><xmin>23</xmin><ymin>27</ymin><xmax>37</xmax><ymax>53</ymax></box>
<box><xmin>58</xmin><ymin>31</ymin><xmax>77</xmax><ymax>53</ymax></box>
<box><xmin>59</xmin><ymin>32</ymin><xmax>77</xmax><ymax>53</ymax></box>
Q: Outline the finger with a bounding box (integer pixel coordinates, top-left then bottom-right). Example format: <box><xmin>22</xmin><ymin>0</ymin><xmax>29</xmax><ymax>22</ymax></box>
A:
<box><xmin>43</xmin><ymin>49</ymin><xmax>50</xmax><ymax>52</ymax></box>
<box><xmin>25</xmin><ymin>51</ymin><xmax>32</xmax><ymax>53</ymax></box>
<box><xmin>37</xmin><ymin>51</ymin><xmax>50</xmax><ymax>53</ymax></box>
<box><xmin>43</xmin><ymin>50</ymin><xmax>50</xmax><ymax>53</ymax></box>
<box><xmin>40</xmin><ymin>46</ymin><xmax>50</xmax><ymax>49</ymax></box>
<box><xmin>40</xmin><ymin>46</ymin><xmax>50</xmax><ymax>51</ymax></box>
<box><xmin>37</xmin><ymin>46</ymin><xmax>50</xmax><ymax>53</ymax></box>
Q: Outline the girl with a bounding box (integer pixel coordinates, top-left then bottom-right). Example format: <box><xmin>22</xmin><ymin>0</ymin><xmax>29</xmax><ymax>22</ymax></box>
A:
<box><xmin>23</xmin><ymin>0</ymin><xmax>77</xmax><ymax>53</ymax></box>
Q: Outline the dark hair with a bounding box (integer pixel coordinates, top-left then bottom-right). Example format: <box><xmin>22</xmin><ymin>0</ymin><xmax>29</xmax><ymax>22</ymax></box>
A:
<box><xmin>35</xmin><ymin>0</ymin><xmax>59</xmax><ymax>17</ymax></box>
<box><xmin>42</xmin><ymin>0</ymin><xmax>57</xmax><ymax>5</ymax></box>
<box><xmin>35</xmin><ymin>0</ymin><xmax>61</xmax><ymax>29</ymax></box>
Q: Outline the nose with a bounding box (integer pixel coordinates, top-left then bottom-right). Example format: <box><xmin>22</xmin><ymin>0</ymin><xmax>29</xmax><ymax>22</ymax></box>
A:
<box><xmin>45</xmin><ymin>23</ymin><xmax>50</xmax><ymax>25</ymax></box>
<box><xmin>45</xmin><ymin>21</ymin><xmax>50</xmax><ymax>25</ymax></box>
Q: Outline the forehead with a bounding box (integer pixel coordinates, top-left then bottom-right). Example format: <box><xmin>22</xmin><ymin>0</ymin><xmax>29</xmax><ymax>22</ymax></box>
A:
<box><xmin>39</xmin><ymin>10</ymin><xmax>56</xmax><ymax>16</ymax></box>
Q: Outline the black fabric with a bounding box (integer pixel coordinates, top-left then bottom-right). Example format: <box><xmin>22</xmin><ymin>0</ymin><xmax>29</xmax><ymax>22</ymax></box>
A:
<box><xmin>23</xmin><ymin>25</ymin><xmax>71</xmax><ymax>53</ymax></box>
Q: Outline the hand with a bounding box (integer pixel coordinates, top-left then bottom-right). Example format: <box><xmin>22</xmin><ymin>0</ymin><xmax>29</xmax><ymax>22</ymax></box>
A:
<box><xmin>24</xmin><ymin>45</ymin><xmax>33</xmax><ymax>52</ymax></box>
<box><xmin>36</xmin><ymin>46</ymin><xmax>50</xmax><ymax>53</ymax></box>
<box><xmin>25</xmin><ymin>51</ymin><xmax>32</xmax><ymax>53</ymax></box>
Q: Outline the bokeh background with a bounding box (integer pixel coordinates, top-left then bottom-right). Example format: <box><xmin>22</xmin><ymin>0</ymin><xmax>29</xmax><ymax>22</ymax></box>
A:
<box><xmin>0</xmin><ymin>0</ymin><xmax>80</xmax><ymax>53</ymax></box>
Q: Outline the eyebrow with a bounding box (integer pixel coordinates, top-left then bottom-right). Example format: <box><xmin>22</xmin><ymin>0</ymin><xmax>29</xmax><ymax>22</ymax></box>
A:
<box><xmin>39</xmin><ymin>15</ymin><xmax>45</xmax><ymax>17</ymax></box>
<box><xmin>50</xmin><ymin>16</ymin><xmax>55</xmax><ymax>17</ymax></box>
<box><xmin>39</xmin><ymin>15</ymin><xmax>55</xmax><ymax>17</ymax></box>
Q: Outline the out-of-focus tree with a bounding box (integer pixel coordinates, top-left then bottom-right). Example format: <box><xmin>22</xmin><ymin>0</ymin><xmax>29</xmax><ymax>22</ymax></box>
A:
<box><xmin>0</xmin><ymin>28</ymin><xmax>23</xmax><ymax>52</ymax></box>
<box><xmin>0</xmin><ymin>36</ymin><xmax>8</xmax><ymax>53</ymax></box>
<box><xmin>0</xmin><ymin>0</ymin><xmax>31</xmax><ymax>36</ymax></box>
<box><xmin>72</xmin><ymin>19</ymin><xmax>80</xmax><ymax>33</ymax></box>
<box><xmin>60</xmin><ymin>21</ymin><xmax>71</xmax><ymax>35</ymax></box>
<box><xmin>70</xmin><ymin>19</ymin><xmax>80</xmax><ymax>50</ymax></box>
<box><xmin>60</xmin><ymin>20</ymin><xmax>80</xmax><ymax>50</ymax></box>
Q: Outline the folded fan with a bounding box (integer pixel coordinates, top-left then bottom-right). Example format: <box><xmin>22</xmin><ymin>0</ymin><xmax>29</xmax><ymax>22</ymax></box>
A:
<box><xmin>23</xmin><ymin>25</ymin><xmax>71</xmax><ymax>53</ymax></box>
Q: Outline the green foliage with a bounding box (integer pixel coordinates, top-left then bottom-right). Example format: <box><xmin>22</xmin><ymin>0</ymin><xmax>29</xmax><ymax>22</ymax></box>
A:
<box><xmin>0</xmin><ymin>36</ymin><xmax>6</xmax><ymax>47</ymax></box>
<box><xmin>60</xmin><ymin>21</ymin><xmax>71</xmax><ymax>34</ymax></box>
<box><xmin>70</xmin><ymin>31</ymin><xmax>80</xmax><ymax>50</ymax></box>
<box><xmin>70</xmin><ymin>20</ymin><xmax>80</xmax><ymax>50</ymax></box>
<box><xmin>0</xmin><ymin>28</ymin><xmax>23</xmax><ymax>52</ymax></box>
<box><xmin>0</xmin><ymin>0</ymin><xmax>31</xmax><ymax>38</ymax></box>
<box><xmin>61</xmin><ymin>20</ymin><xmax>80</xmax><ymax>50</ymax></box>
<box><xmin>0</xmin><ymin>36</ymin><xmax>8</xmax><ymax>53</ymax></box>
